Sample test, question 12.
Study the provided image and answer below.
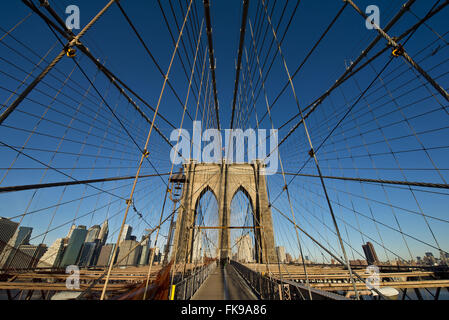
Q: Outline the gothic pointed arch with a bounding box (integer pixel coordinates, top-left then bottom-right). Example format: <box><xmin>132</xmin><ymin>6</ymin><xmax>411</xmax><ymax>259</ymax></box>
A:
<box><xmin>171</xmin><ymin>161</ymin><xmax>276</xmax><ymax>264</ymax></box>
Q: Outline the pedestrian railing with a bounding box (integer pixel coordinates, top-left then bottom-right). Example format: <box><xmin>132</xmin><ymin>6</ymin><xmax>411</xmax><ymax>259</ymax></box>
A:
<box><xmin>171</xmin><ymin>261</ymin><xmax>217</xmax><ymax>300</ymax></box>
<box><xmin>231</xmin><ymin>260</ymin><xmax>349</xmax><ymax>300</ymax></box>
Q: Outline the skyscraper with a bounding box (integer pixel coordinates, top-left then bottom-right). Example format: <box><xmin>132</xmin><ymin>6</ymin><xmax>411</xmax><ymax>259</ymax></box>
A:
<box><xmin>119</xmin><ymin>225</ymin><xmax>132</xmax><ymax>244</ymax></box>
<box><xmin>59</xmin><ymin>226</ymin><xmax>88</xmax><ymax>268</ymax></box>
<box><xmin>8</xmin><ymin>244</ymin><xmax>47</xmax><ymax>270</ymax></box>
<box><xmin>148</xmin><ymin>247</ymin><xmax>161</xmax><ymax>263</ymax></box>
<box><xmin>66</xmin><ymin>224</ymin><xmax>76</xmax><ymax>239</ymax></box>
<box><xmin>78</xmin><ymin>242</ymin><xmax>97</xmax><ymax>267</ymax></box>
<box><xmin>117</xmin><ymin>240</ymin><xmax>141</xmax><ymax>266</ymax></box>
<box><xmin>0</xmin><ymin>226</ymin><xmax>33</xmax><ymax>269</ymax></box>
<box><xmin>138</xmin><ymin>237</ymin><xmax>151</xmax><ymax>266</ymax></box>
<box><xmin>85</xmin><ymin>225</ymin><xmax>101</xmax><ymax>243</ymax></box>
<box><xmin>362</xmin><ymin>242</ymin><xmax>379</xmax><ymax>265</ymax></box>
<box><xmin>276</xmin><ymin>246</ymin><xmax>286</xmax><ymax>263</ymax></box>
<box><xmin>163</xmin><ymin>221</ymin><xmax>175</xmax><ymax>264</ymax></box>
<box><xmin>98</xmin><ymin>220</ymin><xmax>109</xmax><ymax>244</ymax></box>
<box><xmin>96</xmin><ymin>244</ymin><xmax>115</xmax><ymax>267</ymax></box>
<box><xmin>37</xmin><ymin>238</ymin><xmax>65</xmax><ymax>269</ymax></box>
<box><xmin>13</xmin><ymin>227</ymin><xmax>32</xmax><ymax>246</ymax></box>
<box><xmin>0</xmin><ymin>217</ymin><xmax>18</xmax><ymax>257</ymax></box>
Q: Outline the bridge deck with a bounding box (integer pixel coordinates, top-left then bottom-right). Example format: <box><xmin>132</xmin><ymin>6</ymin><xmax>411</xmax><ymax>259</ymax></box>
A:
<box><xmin>192</xmin><ymin>264</ymin><xmax>258</xmax><ymax>300</ymax></box>
<box><xmin>243</xmin><ymin>263</ymin><xmax>449</xmax><ymax>294</ymax></box>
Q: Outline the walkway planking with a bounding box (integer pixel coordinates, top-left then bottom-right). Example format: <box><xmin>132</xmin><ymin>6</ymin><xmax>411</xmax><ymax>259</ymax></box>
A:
<box><xmin>192</xmin><ymin>264</ymin><xmax>258</xmax><ymax>300</ymax></box>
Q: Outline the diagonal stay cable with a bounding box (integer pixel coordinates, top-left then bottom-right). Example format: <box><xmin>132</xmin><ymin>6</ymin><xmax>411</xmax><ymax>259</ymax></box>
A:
<box><xmin>37</xmin><ymin>12</ymin><xmax>175</xmax><ymax>188</ymax></box>
<box><xmin>115</xmin><ymin>0</ymin><xmax>194</xmax><ymax>122</ymax></box>
<box><xmin>269</xmin><ymin>0</ymin><xmax>420</xmax><ymax>151</ymax></box>
<box><xmin>25</xmin><ymin>0</ymin><xmax>181</xmax><ymax>150</ymax></box>
<box><xmin>272</xmin><ymin>0</ymin><xmax>444</xmax><ymax>206</ymax></box>
<box><xmin>0</xmin><ymin>172</ymin><xmax>173</xmax><ymax>193</ymax></box>
<box><xmin>270</xmin><ymin>57</ymin><xmax>394</xmax><ymax>207</ymax></box>
<box><xmin>0</xmin><ymin>0</ymin><xmax>116</xmax><ymax>126</ymax></box>
<box><xmin>100</xmin><ymin>0</ymin><xmax>194</xmax><ymax>299</ymax></box>
<box><xmin>0</xmin><ymin>141</ymin><xmax>126</xmax><ymax>200</ymax></box>
<box><xmin>260</xmin><ymin>0</ymin><xmax>366</xmax><ymax>298</ymax></box>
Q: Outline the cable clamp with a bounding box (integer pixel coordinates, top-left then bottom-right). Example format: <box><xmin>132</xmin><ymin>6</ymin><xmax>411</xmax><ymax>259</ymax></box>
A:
<box><xmin>308</xmin><ymin>148</ymin><xmax>315</xmax><ymax>158</ymax></box>
<box><xmin>126</xmin><ymin>198</ymin><xmax>133</xmax><ymax>206</ymax></box>
<box><xmin>143</xmin><ymin>149</ymin><xmax>149</xmax><ymax>158</ymax></box>
<box><xmin>392</xmin><ymin>44</ymin><xmax>405</xmax><ymax>57</ymax></box>
<box><xmin>65</xmin><ymin>47</ymin><xmax>77</xmax><ymax>58</ymax></box>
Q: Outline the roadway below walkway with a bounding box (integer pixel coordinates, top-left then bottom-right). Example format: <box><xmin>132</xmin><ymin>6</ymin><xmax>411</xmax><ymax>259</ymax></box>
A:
<box><xmin>191</xmin><ymin>264</ymin><xmax>258</xmax><ymax>300</ymax></box>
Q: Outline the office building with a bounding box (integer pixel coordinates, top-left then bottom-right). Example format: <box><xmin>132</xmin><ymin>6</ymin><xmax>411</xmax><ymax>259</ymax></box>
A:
<box><xmin>119</xmin><ymin>225</ymin><xmax>132</xmax><ymax>244</ymax></box>
<box><xmin>66</xmin><ymin>224</ymin><xmax>76</xmax><ymax>239</ymax></box>
<box><xmin>362</xmin><ymin>242</ymin><xmax>379</xmax><ymax>265</ymax></box>
<box><xmin>163</xmin><ymin>221</ymin><xmax>175</xmax><ymax>264</ymax></box>
<box><xmin>98</xmin><ymin>220</ymin><xmax>109</xmax><ymax>244</ymax></box>
<box><xmin>8</xmin><ymin>244</ymin><xmax>47</xmax><ymax>270</ymax></box>
<box><xmin>59</xmin><ymin>226</ymin><xmax>87</xmax><ymax>268</ymax></box>
<box><xmin>11</xmin><ymin>227</ymin><xmax>32</xmax><ymax>247</ymax></box>
<box><xmin>0</xmin><ymin>217</ymin><xmax>19</xmax><ymax>257</ymax></box>
<box><xmin>96</xmin><ymin>244</ymin><xmax>115</xmax><ymax>267</ymax></box>
<box><xmin>276</xmin><ymin>246</ymin><xmax>286</xmax><ymax>263</ymax></box>
<box><xmin>117</xmin><ymin>240</ymin><xmax>141</xmax><ymax>266</ymax></box>
<box><xmin>138</xmin><ymin>237</ymin><xmax>151</xmax><ymax>266</ymax></box>
<box><xmin>78</xmin><ymin>242</ymin><xmax>97</xmax><ymax>267</ymax></box>
<box><xmin>85</xmin><ymin>225</ymin><xmax>101</xmax><ymax>243</ymax></box>
<box><xmin>154</xmin><ymin>247</ymin><xmax>160</xmax><ymax>261</ymax></box>
<box><xmin>37</xmin><ymin>238</ymin><xmax>65</xmax><ymax>268</ymax></box>
<box><xmin>149</xmin><ymin>247</ymin><xmax>161</xmax><ymax>263</ymax></box>
<box><xmin>92</xmin><ymin>239</ymin><xmax>104</xmax><ymax>266</ymax></box>
<box><xmin>148</xmin><ymin>248</ymin><xmax>156</xmax><ymax>264</ymax></box>
<box><xmin>0</xmin><ymin>226</ymin><xmax>33</xmax><ymax>269</ymax></box>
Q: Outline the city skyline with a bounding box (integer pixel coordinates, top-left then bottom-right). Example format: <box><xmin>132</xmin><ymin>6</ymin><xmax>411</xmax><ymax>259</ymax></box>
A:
<box><xmin>2</xmin><ymin>211</ymin><xmax>449</xmax><ymax>268</ymax></box>
<box><xmin>0</xmin><ymin>216</ymin><xmax>172</xmax><ymax>270</ymax></box>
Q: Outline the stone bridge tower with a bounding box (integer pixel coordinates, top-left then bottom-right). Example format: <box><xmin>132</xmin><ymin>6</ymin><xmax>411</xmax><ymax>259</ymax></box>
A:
<box><xmin>171</xmin><ymin>160</ymin><xmax>276</xmax><ymax>264</ymax></box>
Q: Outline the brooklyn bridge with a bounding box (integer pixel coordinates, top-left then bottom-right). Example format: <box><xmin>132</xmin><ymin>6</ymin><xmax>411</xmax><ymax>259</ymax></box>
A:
<box><xmin>0</xmin><ymin>0</ymin><xmax>449</xmax><ymax>301</ymax></box>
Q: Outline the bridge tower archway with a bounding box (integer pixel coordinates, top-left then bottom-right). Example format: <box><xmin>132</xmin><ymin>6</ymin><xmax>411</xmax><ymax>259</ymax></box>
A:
<box><xmin>171</xmin><ymin>161</ymin><xmax>276</xmax><ymax>264</ymax></box>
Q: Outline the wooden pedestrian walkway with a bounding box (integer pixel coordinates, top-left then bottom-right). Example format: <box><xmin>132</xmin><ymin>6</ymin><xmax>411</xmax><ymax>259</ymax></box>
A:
<box><xmin>191</xmin><ymin>264</ymin><xmax>258</xmax><ymax>300</ymax></box>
